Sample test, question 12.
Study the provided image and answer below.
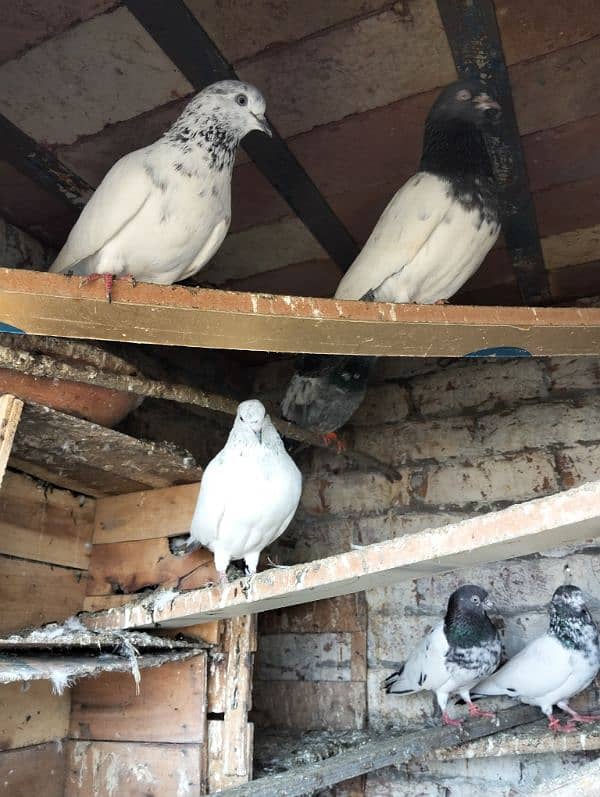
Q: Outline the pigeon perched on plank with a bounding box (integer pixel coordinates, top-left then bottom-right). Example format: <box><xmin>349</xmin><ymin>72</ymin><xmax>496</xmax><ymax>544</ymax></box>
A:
<box><xmin>50</xmin><ymin>80</ymin><xmax>271</xmax><ymax>300</ymax></box>
<box><xmin>186</xmin><ymin>399</ymin><xmax>302</xmax><ymax>583</ymax></box>
<box><xmin>281</xmin><ymin>79</ymin><xmax>501</xmax><ymax>443</ymax></box>
<box><xmin>473</xmin><ymin>585</ymin><xmax>600</xmax><ymax>732</ymax></box>
<box><xmin>384</xmin><ymin>585</ymin><xmax>502</xmax><ymax>726</ymax></box>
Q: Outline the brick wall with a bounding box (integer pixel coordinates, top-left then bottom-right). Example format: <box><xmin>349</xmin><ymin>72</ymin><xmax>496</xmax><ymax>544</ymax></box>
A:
<box><xmin>252</xmin><ymin>355</ymin><xmax>600</xmax><ymax>795</ymax></box>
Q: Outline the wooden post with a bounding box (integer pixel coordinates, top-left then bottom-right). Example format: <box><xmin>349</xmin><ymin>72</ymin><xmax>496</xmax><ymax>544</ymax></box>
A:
<box><xmin>0</xmin><ymin>394</ymin><xmax>22</xmax><ymax>488</ymax></box>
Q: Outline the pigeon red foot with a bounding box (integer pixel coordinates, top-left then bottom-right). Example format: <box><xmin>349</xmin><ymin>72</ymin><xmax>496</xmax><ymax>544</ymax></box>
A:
<box><xmin>442</xmin><ymin>712</ymin><xmax>463</xmax><ymax>727</ymax></box>
<box><xmin>467</xmin><ymin>703</ymin><xmax>495</xmax><ymax>719</ymax></box>
<box><xmin>321</xmin><ymin>431</ymin><xmax>346</xmax><ymax>453</ymax></box>
<box><xmin>79</xmin><ymin>273</ymin><xmax>137</xmax><ymax>302</ymax></box>
<box><xmin>548</xmin><ymin>715</ymin><xmax>577</xmax><ymax>733</ymax></box>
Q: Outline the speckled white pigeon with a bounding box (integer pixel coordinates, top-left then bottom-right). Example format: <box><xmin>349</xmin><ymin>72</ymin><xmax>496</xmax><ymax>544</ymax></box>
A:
<box><xmin>50</xmin><ymin>80</ymin><xmax>270</xmax><ymax>299</ymax></box>
<box><xmin>186</xmin><ymin>400</ymin><xmax>302</xmax><ymax>583</ymax></box>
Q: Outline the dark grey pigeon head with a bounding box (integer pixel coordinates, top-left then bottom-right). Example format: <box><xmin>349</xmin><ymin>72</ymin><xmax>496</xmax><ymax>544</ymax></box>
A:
<box><xmin>444</xmin><ymin>585</ymin><xmax>497</xmax><ymax>647</ymax></box>
<box><xmin>429</xmin><ymin>79</ymin><xmax>502</xmax><ymax>128</ymax></box>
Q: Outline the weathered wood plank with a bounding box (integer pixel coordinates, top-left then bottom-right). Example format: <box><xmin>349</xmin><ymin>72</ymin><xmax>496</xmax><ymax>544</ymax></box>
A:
<box><xmin>93</xmin><ymin>483</ymin><xmax>200</xmax><ymax>543</ymax></box>
<box><xmin>0</xmin><ymin>555</ymin><xmax>87</xmax><ymax>634</ymax></box>
<box><xmin>64</xmin><ymin>741</ymin><xmax>203</xmax><ymax>797</ymax></box>
<box><xmin>0</xmin><ymin>680</ymin><xmax>70</xmax><ymax>749</ymax></box>
<box><xmin>259</xmin><ymin>595</ymin><xmax>367</xmax><ymax>635</ymax></box>
<box><xmin>253</xmin><ymin>681</ymin><xmax>366</xmax><ymax>731</ymax></box>
<box><xmin>85</xmin><ymin>480</ymin><xmax>600</xmax><ymax>630</ymax></box>
<box><xmin>216</xmin><ymin>705</ymin><xmax>540</xmax><ymax>797</ymax></box>
<box><xmin>0</xmin><ymin>742</ymin><xmax>65</xmax><ymax>797</ymax></box>
<box><xmin>69</xmin><ymin>655</ymin><xmax>207</xmax><ymax>743</ymax></box>
<box><xmin>86</xmin><ymin>537</ymin><xmax>217</xmax><ymax>596</ymax></box>
<box><xmin>208</xmin><ymin>720</ymin><xmax>254</xmax><ymax>794</ymax></box>
<box><xmin>10</xmin><ymin>401</ymin><xmax>202</xmax><ymax>497</ymax></box>
<box><xmin>222</xmin><ymin>615</ymin><xmax>255</xmax><ymax>783</ymax></box>
<box><xmin>2</xmin><ymin>269</ymin><xmax>600</xmax><ymax>356</ymax></box>
<box><xmin>0</xmin><ymin>394</ymin><xmax>22</xmax><ymax>487</ymax></box>
<box><xmin>0</xmin><ymin>471</ymin><xmax>94</xmax><ymax>568</ymax></box>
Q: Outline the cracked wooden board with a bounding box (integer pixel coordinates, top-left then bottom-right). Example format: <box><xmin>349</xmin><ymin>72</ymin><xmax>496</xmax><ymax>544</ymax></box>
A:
<box><xmin>84</xmin><ymin>480</ymin><xmax>600</xmax><ymax>630</ymax></box>
<box><xmin>1</xmin><ymin>269</ymin><xmax>600</xmax><ymax>355</ymax></box>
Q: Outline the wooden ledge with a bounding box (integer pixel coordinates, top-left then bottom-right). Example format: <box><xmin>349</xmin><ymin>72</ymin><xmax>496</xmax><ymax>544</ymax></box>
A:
<box><xmin>1</xmin><ymin>268</ymin><xmax>600</xmax><ymax>355</ymax></box>
<box><xmin>84</xmin><ymin>480</ymin><xmax>600</xmax><ymax>631</ymax></box>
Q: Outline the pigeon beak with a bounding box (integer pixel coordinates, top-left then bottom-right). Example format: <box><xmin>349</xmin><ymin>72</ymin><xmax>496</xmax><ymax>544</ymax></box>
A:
<box><xmin>253</xmin><ymin>113</ymin><xmax>272</xmax><ymax>137</ymax></box>
<box><xmin>483</xmin><ymin>597</ymin><xmax>494</xmax><ymax>610</ymax></box>
<box><xmin>474</xmin><ymin>94</ymin><xmax>501</xmax><ymax>122</ymax></box>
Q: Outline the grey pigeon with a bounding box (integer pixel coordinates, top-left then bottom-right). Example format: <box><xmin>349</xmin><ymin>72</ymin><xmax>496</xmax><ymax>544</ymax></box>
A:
<box><xmin>281</xmin><ymin>79</ymin><xmax>501</xmax><ymax>443</ymax></box>
<box><xmin>50</xmin><ymin>80</ymin><xmax>271</xmax><ymax>300</ymax></box>
<box><xmin>384</xmin><ymin>585</ymin><xmax>502</xmax><ymax>726</ymax></box>
<box><xmin>474</xmin><ymin>585</ymin><xmax>600</xmax><ymax>732</ymax></box>
<box><xmin>186</xmin><ymin>399</ymin><xmax>302</xmax><ymax>583</ymax></box>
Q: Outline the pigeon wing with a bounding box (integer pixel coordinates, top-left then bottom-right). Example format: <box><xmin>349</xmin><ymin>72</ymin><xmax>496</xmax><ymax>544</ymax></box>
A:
<box><xmin>385</xmin><ymin>623</ymin><xmax>451</xmax><ymax>694</ymax></box>
<box><xmin>188</xmin><ymin>453</ymin><xmax>230</xmax><ymax>549</ymax></box>
<box><xmin>334</xmin><ymin>173</ymin><xmax>454</xmax><ymax>301</ymax></box>
<box><xmin>474</xmin><ymin>634</ymin><xmax>572</xmax><ymax>700</ymax></box>
<box><xmin>50</xmin><ymin>149</ymin><xmax>154</xmax><ymax>275</ymax></box>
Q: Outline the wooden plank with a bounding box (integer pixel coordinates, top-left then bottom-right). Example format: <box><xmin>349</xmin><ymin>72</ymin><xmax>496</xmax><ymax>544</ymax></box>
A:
<box><xmin>208</xmin><ymin>720</ymin><xmax>254</xmax><ymax>794</ymax></box>
<box><xmin>86</xmin><ymin>538</ymin><xmax>217</xmax><ymax>596</ymax></box>
<box><xmin>215</xmin><ymin>705</ymin><xmax>540</xmax><ymax>797</ymax></box>
<box><xmin>0</xmin><ymin>680</ymin><xmax>70</xmax><ymax>749</ymax></box>
<box><xmin>10</xmin><ymin>401</ymin><xmax>202</xmax><ymax>497</ymax></box>
<box><xmin>436</xmin><ymin>0</ymin><xmax>550</xmax><ymax>304</ymax></box>
<box><xmin>93</xmin><ymin>483</ymin><xmax>200</xmax><ymax>543</ymax></box>
<box><xmin>85</xmin><ymin>480</ymin><xmax>600</xmax><ymax>630</ymax></box>
<box><xmin>259</xmin><ymin>595</ymin><xmax>367</xmax><ymax>635</ymax></box>
<box><xmin>69</xmin><ymin>655</ymin><xmax>207</xmax><ymax>743</ymax></box>
<box><xmin>253</xmin><ymin>681</ymin><xmax>366</xmax><ymax>731</ymax></box>
<box><xmin>0</xmin><ymin>742</ymin><xmax>65</xmax><ymax>797</ymax></box>
<box><xmin>2</xmin><ymin>270</ymin><xmax>600</xmax><ymax>356</ymax></box>
<box><xmin>0</xmin><ymin>393</ymin><xmax>22</xmax><ymax>487</ymax></box>
<box><xmin>0</xmin><ymin>471</ymin><xmax>94</xmax><ymax>568</ymax></box>
<box><xmin>222</xmin><ymin>615</ymin><xmax>255</xmax><ymax>782</ymax></box>
<box><xmin>64</xmin><ymin>741</ymin><xmax>202</xmax><ymax>797</ymax></box>
<box><xmin>0</xmin><ymin>555</ymin><xmax>87</xmax><ymax>634</ymax></box>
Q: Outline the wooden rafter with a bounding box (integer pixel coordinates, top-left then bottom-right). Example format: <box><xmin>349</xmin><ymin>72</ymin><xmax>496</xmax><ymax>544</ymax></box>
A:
<box><xmin>436</xmin><ymin>0</ymin><xmax>551</xmax><ymax>305</ymax></box>
<box><xmin>1</xmin><ymin>270</ymin><xmax>600</xmax><ymax>356</ymax></box>
<box><xmin>84</xmin><ymin>480</ymin><xmax>600</xmax><ymax>630</ymax></box>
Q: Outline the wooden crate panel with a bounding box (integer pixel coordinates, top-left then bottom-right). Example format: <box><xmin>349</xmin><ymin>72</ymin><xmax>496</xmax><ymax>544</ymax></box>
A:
<box><xmin>0</xmin><ymin>742</ymin><xmax>65</xmax><ymax>797</ymax></box>
<box><xmin>0</xmin><ymin>681</ymin><xmax>70</xmax><ymax>749</ymax></box>
<box><xmin>69</xmin><ymin>656</ymin><xmax>207</xmax><ymax>743</ymax></box>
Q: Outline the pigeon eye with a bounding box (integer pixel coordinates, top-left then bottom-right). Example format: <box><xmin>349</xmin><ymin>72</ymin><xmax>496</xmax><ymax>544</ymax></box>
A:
<box><xmin>236</xmin><ymin>94</ymin><xmax>248</xmax><ymax>106</ymax></box>
<box><xmin>456</xmin><ymin>89</ymin><xmax>471</xmax><ymax>101</ymax></box>
<box><xmin>471</xmin><ymin>595</ymin><xmax>480</xmax><ymax>604</ymax></box>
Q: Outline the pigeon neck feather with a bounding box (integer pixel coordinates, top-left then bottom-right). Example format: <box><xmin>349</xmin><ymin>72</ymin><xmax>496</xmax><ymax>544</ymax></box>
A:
<box><xmin>164</xmin><ymin>110</ymin><xmax>239</xmax><ymax>172</ymax></box>
<box><xmin>420</xmin><ymin>119</ymin><xmax>494</xmax><ymax>183</ymax></box>
<box><xmin>549</xmin><ymin>604</ymin><xmax>600</xmax><ymax>654</ymax></box>
<box><xmin>444</xmin><ymin>605</ymin><xmax>497</xmax><ymax>648</ymax></box>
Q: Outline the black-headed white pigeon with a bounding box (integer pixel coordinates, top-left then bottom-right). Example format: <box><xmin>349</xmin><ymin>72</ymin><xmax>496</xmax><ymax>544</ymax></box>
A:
<box><xmin>281</xmin><ymin>79</ymin><xmax>501</xmax><ymax>444</ymax></box>
<box><xmin>186</xmin><ymin>399</ymin><xmax>302</xmax><ymax>583</ymax></box>
<box><xmin>474</xmin><ymin>585</ymin><xmax>600</xmax><ymax>733</ymax></box>
<box><xmin>50</xmin><ymin>80</ymin><xmax>271</xmax><ymax>300</ymax></box>
<box><xmin>384</xmin><ymin>584</ymin><xmax>502</xmax><ymax>726</ymax></box>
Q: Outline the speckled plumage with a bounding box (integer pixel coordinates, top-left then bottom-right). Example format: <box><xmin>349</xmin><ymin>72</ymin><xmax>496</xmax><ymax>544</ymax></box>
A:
<box><xmin>50</xmin><ymin>80</ymin><xmax>270</xmax><ymax>286</ymax></box>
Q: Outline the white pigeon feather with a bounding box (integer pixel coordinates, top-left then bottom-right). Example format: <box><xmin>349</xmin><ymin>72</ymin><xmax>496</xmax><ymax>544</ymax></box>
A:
<box><xmin>188</xmin><ymin>400</ymin><xmax>302</xmax><ymax>579</ymax></box>
<box><xmin>50</xmin><ymin>80</ymin><xmax>270</xmax><ymax>286</ymax></box>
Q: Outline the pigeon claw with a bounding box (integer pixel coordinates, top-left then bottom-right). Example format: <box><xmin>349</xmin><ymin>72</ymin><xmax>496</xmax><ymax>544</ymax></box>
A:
<box><xmin>79</xmin><ymin>273</ymin><xmax>114</xmax><ymax>303</ymax></box>
<box><xmin>442</xmin><ymin>712</ymin><xmax>463</xmax><ymax>727</ymax></box>
<box><xmin>467</xmin><ymin>704</ymin><xmax>496</xmax><ymax>720</ymax></box>
<box><xmin>548</xmin><ymin>715</ymin><xmax>577</xmax><ymax>734</ymax></box>
<box><xmin>321</xmin><ymin>431</ymin><xmax>346</xmax><ymax>453</ymax></box>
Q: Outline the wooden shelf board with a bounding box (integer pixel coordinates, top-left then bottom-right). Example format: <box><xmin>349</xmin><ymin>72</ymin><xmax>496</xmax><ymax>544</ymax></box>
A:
<box><xmin>84</xmin><ymin>480</ymin><xmax>600</xmax><ymax>631</ymax></box>
<box><xmin>9</xmin><ymin>401</ymin><xmax>203</xmax><ymax>497</ymax></box>
<box><xmin>2</xmin><ymin>269</ymin><xmax>600</xmax><ymax>355</ymax></box>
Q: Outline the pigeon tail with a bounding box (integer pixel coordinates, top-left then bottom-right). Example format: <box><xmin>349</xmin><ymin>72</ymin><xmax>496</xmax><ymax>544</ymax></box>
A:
<box><xmin>383</xmin><ymin>664</ymin><xmax>414</xmax><ymax>694</ymax></box>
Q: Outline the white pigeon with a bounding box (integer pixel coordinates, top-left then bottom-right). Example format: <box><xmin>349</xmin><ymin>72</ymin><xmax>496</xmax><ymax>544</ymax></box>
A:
<box><xmin>474</xmin><ymin>585</ymin><xmax>600</xmax><ymax>733</ymax></box>
<box><xmin>186</xmin><ymin>399</ymin><xmax>302</xmax><ymax>583</ymax></box>
<box><xmin>384</xmin><ymin>585</ymin><xmax>501</xmax><ymax>726</ymax></box>
<box><xmin>50</xmin><ymin>80</ymin><xmax>271</xmax><ymax>300</ymax></box>
<box><xmin>281</xmin><ymin>80</ymin><xmax>502</xmax><ymax>440</ymax></box>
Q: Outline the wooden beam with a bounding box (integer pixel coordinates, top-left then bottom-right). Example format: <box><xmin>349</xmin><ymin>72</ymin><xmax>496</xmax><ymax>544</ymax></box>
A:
<box><xmin>436</xmin><ymin>0</ymin><xmax>551</xmax><ymax>305</ymax></box>
<box><xmin>84</xmin><ymin>480</ymin><xmax>600</xmax><ymax>630</ymax></box>
<box><xmin>124</xmin><ymin>0</ymin><xmax>358</xmax><ymax>272</ymax></box>
<box><xmin>10</xmin><ymin>401</ymin><xmax>202</xmax><ymax>497</ymax></box>
<box><xmin>0</xmin><ymin>393</ymin><xmax>22</xmax><ymax>488</ymax></box>
<box><xmin>214</xmin><ymin>705</ymin><xmax>540</xmax><ymax>797</ymax></box>
<box><xmin>0</xmin><ymin>113</ymin><xmax>91</xmax><ymax>211</ymax></box>
<box><xmin>2</xmin><ymin>270</ymin><xmax>600</xmax><ymax>356</ymax></box>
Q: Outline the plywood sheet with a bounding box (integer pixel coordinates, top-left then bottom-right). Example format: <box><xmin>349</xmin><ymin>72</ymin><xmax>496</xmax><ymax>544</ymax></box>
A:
<box><xmin>69</xmin><ymin>655</ymin><xmax>207</xmax><ymax>743</ymax></box>
<box><xmin>64</xmin><ymin>741</ymin><xmax>202</xmax><ymax>797</ymax></box>
<box><xmin>0</xmin><ymin>393</ymin><xmax>22</xmax><ymax>487</ymax></box>
<box><xmin>0</xmin><ymin>680</ymin><xmax>70</xmax><ymax>749</ymax></box>
<box><xmin>0</xmin><ymin>471</ymin><xmax>94</xmax><ymax>568</ymax></box>
<box><xmin>0</xmin><ymin>555</ymin><xmax>87</xmax><ymax>634</ymax></box>
<box><xmin>2</xmin><ymin>270</ymin><xmax>600</xmax><ymax>356</ymax></box>
<box><xmin>0</xmin><ymin>742</ymin><xmax>65</xmax><ymax>797</ymax></box>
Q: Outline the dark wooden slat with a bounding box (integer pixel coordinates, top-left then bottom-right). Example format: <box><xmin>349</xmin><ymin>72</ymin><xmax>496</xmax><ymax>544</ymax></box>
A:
<box><xmin>0</xmin><ymin>113</ymin><xmax>91</xmax><ymax>209</ymax></box>
<box><xmin>123</xmin><ymin>0</ymin><xmax>359</xmax><ymax>271</ymax></box>
<box><xmin>436</xmin><ymin>0</ymin><xmax>550</xmax><ymax>305</ymax></box>
<box><xmin>215</xmin><ymin>705</ymin><xmax>541</xmax><ymax>796</ymax></box>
